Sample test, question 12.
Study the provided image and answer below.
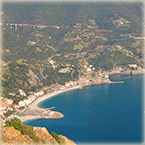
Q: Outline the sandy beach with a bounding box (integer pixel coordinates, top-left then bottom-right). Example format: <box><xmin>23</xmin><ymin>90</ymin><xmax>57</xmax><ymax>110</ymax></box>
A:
<box><xmin>29</xmin><ymin>85</ymin><xmax>81</xmax><ymax>110</ymax></box>
<box><xmin>16</xmin><ymin>70</ymin><xmax>145</xmax><ymax>123</ymax></box>
<box><xmin>16</xmin><ymin>85</ymin><xmax>81</xmax><ymax>123</ymax></box>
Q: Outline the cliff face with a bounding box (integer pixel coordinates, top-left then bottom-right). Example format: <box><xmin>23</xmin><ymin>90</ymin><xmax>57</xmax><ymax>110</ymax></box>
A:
<box><xmin>58</xmin><ymin>135</ymin><xmax>77</xmax><ymax>145</ymax></box>
<box><xmin>2</xmin><ymin>126</ymin><xmax>76</xmax><ymax>145</ymax></box>
<box><xmin>2</xmin><ymin>127</ymin><xmax>34</xmax><ymax>144</ymax></box>
<box><xmin>33</xmin><ymin>127</ymin><xmax>59</xmax><ymax>145</ymax></box>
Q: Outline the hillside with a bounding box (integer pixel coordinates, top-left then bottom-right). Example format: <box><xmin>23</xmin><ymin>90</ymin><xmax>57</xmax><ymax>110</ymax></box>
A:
<box><xmin>1</xmin><ymin>2</ymin><xmax>144</xmax><ymax>99</ymax></box>
<box><xmin>2</xmin><ymin>118</ymin><xmax>76</xmax><ymax>145</ymax></box>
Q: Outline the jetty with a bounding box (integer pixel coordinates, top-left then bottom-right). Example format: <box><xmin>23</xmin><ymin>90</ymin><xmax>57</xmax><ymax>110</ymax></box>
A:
<box><xmin>112</xmin><ymin>81</ymin><xmax>124</xmax><ymax>84</ymax></box>
<box><xmin>121</xmin><ymin>76</ymin><xmax>132</xmax><ymax>80</ymax></box>
<box><xmin>14</xmin><ymin>107</ymin><xmax>64</xmax><ymax>122</ymax></box>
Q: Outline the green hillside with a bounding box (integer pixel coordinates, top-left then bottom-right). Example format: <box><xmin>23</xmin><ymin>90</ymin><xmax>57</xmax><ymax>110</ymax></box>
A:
<box><xmin>1</xmin><ymin>2</ymin><xmax>144</xmax><ymax>98</ymax></box>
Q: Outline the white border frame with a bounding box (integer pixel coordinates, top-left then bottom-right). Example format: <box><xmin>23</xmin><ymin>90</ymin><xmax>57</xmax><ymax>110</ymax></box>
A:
<box><xmin>0</xmin><ymin>1</ymin><xmax>144</xmax><ymax>145</ymax></box>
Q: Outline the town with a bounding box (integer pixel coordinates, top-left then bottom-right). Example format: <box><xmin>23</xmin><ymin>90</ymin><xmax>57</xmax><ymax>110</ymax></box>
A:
<box><xmin>1</xmin><ymin>61</ymin><xmax>144</xmax><ymax>125</ymax></box>
<box><xmin>0</xmin><ymin>80</ymin><xmax>78</xmax><ymax>125</ymax></box>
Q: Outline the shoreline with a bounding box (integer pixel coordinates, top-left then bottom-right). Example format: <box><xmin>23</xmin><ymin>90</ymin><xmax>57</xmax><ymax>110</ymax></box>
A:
<box><xmin>18</xmin><ymin>85</ymin><xmax>81</xmax><ymax>123</ymax></box>
<box><xmin>17</xmin><ymin>110</ymin><xmax>65</xmax><ymax>123</ymax></box>
<box><xmin>29</xmin><ymin>85</ymin><xmax>81</xmax><ymax>110</ymax></box>
<box><xmin>18</xmin><ymin>72</ymin><xmax>144</xmax><ymax>123</ymax></box>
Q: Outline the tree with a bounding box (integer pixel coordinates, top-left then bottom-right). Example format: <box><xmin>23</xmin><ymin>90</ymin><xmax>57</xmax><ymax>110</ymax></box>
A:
<box><xmin>5</xmin><ymin>117</ymin><xmax>42</xmax><ymax>142</ymax></box>
<box><xmin>5</xmin><ymin>117</ymin><xmax>24</xmax><ymax>134</ymax></box>
<box><xmin>22</xmin><ymin>124</ymin><xmax>41</xmax><ymax>142</ymax></box>
<box><xmin>51</xmin><ymin>131</ymin><xmax>64</xmax><ymax>144</ymax></box>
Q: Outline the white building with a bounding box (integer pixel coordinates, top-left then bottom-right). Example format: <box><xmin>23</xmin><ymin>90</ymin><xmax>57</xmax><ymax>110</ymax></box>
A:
<box><xmin>24</xmin><ymin>99</ymin><xmax>32</xmax><ymax>105</ymax></box>
<box><xmin>69</xmin><ymin>81</ymin><xmax>74</xmax><ymax>86</ymax></box>
<box><xmin>13</xmin><ymin>104</ymin><xmax>20</xmax><ymax>110</ymax></box>
<box><xmin>65</xmin><ymin>82</ymin><xmax>70</xmax><ymax>88</ymax></box>
<box><xmin>129</xmin><ymin>64</ymin><xmax>137</xmax><ymax>68</ymax></box>
<box><xmin>87</xmin><ymin>68</ymin><xmax>91</xmax><ymax>71</ymax></box>
<box><xmin>8</xmin><ymin>93</ymin><xmax>15</xmax><ymax>96</ymax></box>
<box><xmin>120</xmin><ymin>21</ymin><xmax>124</xmax><ymax>25</ymax></box>
<box><xmin>0</xmin><ymin>106</ymin><xmax>6</xmax><ymax>113</ymax></box>
<box><xmin>73</xmin><ymin>82</ymin><xmax>77</xmax><ymax>86</ymax></box>
<box><xmin>34</xmin><ymin>90</ymin><xmax>44</xmax><ymax>97</ymax></box>
<box><xmin>19</xmin><ymin>89</ymin><xmax>26</xmax><ymax>96</ymax></box>
<box><xmin>105</xmin><ymin>75</ymin><xmax>109</xmax><ymax>79</ymax></box>
<box><xmin>18</xmin><ymin>101</ymin><xmax>26</xmax><ymax>107</ymax></box>
<box><xmin>52</xmin><ymin>65</ymin><xmax>57</xmax><ymax>69</ymax></box>
<box><xmin>28</xmin><ymin>95</ymin><xmax>36</xmax><ymax>101</ymax></box>
<box><xmin>7</xmin><ymin>99</ymin><xmax>13</xmax><ymax>105</ymax></box>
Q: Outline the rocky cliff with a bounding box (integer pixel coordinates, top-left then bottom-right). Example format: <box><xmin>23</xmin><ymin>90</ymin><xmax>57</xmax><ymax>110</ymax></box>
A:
<box><xmin>2</xmin><ymin>127</ymin><xmax>34</xmax><ymax>144</ymax></box>
<box><xmin>1</xmin><ymin>126</ymin><xmax>76</xmax><ymax>145</ymax></box>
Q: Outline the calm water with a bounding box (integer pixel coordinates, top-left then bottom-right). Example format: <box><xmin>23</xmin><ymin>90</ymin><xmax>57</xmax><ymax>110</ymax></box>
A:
<box><xmin>24</xmin><ymin>74</ymin><xmax>144</xmax><ymax>144</ymax></box>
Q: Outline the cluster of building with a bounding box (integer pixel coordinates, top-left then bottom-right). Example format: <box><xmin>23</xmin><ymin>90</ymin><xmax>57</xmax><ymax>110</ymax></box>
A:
<box><xmin>1</xmin><ymin>62</ymin><xmax>140</xmax><ymax>124</ymax></box>
<box><xmin>84</xmin><ymin>64</ymin><xmax>95</xmax><ymax>72</ymax></box>
<box><xmin>1</xmin><ymin>114</ymin><xmax>16</xmax><ymax>126</ymax></box>
<box><xmin>0</xmin><ymin>81</ymin><xmax>78</xmax><ymax>120</ymax></box>
<box><xmin>0</xmin><ymin>97</ymin><xmax>14</xmax><ymax>117</ymax></box>
<box><xmin>18</xmin><ymin>90</ymin><xmax>45</xmax><ymax>107</ymax></box>
<box><xmin>64</xmin><ymin>81</ymin><xmax>77</xmax><ymax>88</ymax></box>
<box><xmin>0</xmin><ymin>89</ymin><xmax>45</xmax><ymax>119</ymax></box>
<box><xmin>98</xmin><ymin>69</ymin><xmax>109</xmax><ymax>79</ymax></box>
<box><xmin>129</xmin><ymin>64</ymin><xmax>140</xmax><ymax>69</ymax></box>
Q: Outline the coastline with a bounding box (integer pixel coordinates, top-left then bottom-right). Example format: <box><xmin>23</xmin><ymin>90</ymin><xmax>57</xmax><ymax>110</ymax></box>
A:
<box><xmin>13</xmin><ymin>71</ymin><xmax>143</xmax><ymax>143</ymax></box>
<box><xmin>19</xmin><ymin>79</ymin><xmax>124</xmax><ymax>123</ymax></box>
<box><xmin>18</xmin><ymin>85</ymin><xmax>81</xmax><ymax>123</ymax></box>
<box><xmin>29</xmin><ymin>85</ymin><xmax>81</xmax><ymax>110</ymax></box>
<box><xmin>18</xmin><ymin>70</ymin><xmax>144</xmax><ymax>123</ymax></box>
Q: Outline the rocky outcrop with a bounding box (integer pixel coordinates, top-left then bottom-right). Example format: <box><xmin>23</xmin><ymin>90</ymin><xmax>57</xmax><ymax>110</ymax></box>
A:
<box><xmin>2</xmin><ymin>127</ymin><xmax>33</xmax><ymax>144</ymax></box>
<box><xmin>58</xmin><ymin>135</ymin><xmax>77</xmax><ymax>145</ymax></box>
<box><xmin>28</xmin><ymin>69</ymin><xmax>43</xmax><ymax>86</ymax></box>
<box><xmin>33</xmin><ymin>127</ymin><xmax>59</xmax><ymax>145</ymax></box>
<box><xmin>2</xmin><ymin>126</ymin><xmax>77</xmax><ymax>145</ymax></box>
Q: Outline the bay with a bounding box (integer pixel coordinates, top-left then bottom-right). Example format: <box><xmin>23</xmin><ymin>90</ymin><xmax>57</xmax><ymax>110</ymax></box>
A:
<box><xmin>24</xmin><ymin>74</ymin><xmax>144</xmax><ymax>144</ymax></box>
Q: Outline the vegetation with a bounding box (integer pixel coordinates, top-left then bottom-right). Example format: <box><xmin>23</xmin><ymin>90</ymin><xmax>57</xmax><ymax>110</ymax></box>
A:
<box><xmin>4</xmin><ymin>110</ymin><xmax>14</xmax><ymax>117</ymax></box>
<box><xmin>5</xmin><ymin>118</ymin><xmax>43</xmax><ymax>142</ymax></box>
<box><xmin>1</xmin><ymin>2</ymin><xmax>143</xmax><ymax>99</ymax></box>
<box><xmin>2</xmin><ymin>63</ymin><xmax>30</xmax><ymax>96</ymax></box>
<box><xmin>22</xmin><ymin>124</ymin><xmax>42</xmax><ymax>142</ymax></box>
<box><xmin>5</xmin><ymin>117</ymin><xmax>24</xmax><ymax>134</ymax></box>
<box><xmin>51</xmin><ymin>131</ymin><xmax>64</xmax><ymax>144</ymax></box>
<box><xmin>42</xmin><ymin>66</ymin><xmax>77</xmax><ymax>86</ymax></box>
<box><xmin>4</xmin><ymin>118</ymin><xmax>68</xmax><ymax>143</ymax></box>
<box><xmin>4</xmin><ymin>91</ymin><xmax>27</xmax><ymax>105</ymax></box>
<box><xmin>19</xmin><ymin>106</ymin><xmax>25</xmax><ymax>110</ymax></box>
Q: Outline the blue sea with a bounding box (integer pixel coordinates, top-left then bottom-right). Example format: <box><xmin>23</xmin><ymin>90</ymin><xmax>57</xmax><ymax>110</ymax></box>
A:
<box><xmin>24</xmin><ymin>74</ymin><xmax>144</xmax><ymax>144</ymax></box>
